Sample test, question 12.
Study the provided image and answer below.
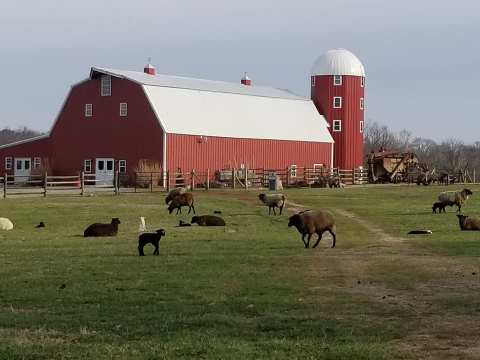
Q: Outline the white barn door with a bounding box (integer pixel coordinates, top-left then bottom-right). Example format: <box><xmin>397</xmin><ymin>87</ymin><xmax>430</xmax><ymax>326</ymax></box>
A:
<box><xmin>96</xmin><ymin>158</ymin><xmax>115</xmax><ymax>185</ymax></box>
<box><xmin>14</xmin><ymin>157</ymin><xmax>31</xmax><ymax>182</ymax></box>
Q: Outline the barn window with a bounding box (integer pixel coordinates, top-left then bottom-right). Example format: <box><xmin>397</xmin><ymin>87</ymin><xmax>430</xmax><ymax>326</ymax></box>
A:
<box><xmin>289</xmin><ymin>165</ymin><xmax>297</xmax><ymax>178</ymax></box>
<box><xmin>119</xmin><ymin>103</ymin><xmax>128</xmax><ymax>117</ymax></box>
<box><xmin>311</xmin><ymin>76</ymin><xmax>315</xmax><ymax>87</ymax></box>
<box><xmin>5</xmin><ymin>157</ymin><xmax>12</xmax><ymax>170</ymax></box>
<box><xmin>119</xmin><ymin>160</ymin><xmax>127</xmax><ymax>173</ymax></box>
<box><xmin>84</xmin><ymin>159</ymin><xmax>92</xmax><ymax>173</ymax></box>
<box><xmin>101</xmin><ymin>75</ymin><xmax>112</xmax><ymax>96</ymax></box>
<box><xmin>85</xmin><ymin>103</ymin><xmax>92</xmax><ymax>117</ymax></box>
<box><xmin>360</xmin><ymin>97</ymin><xmax>364</xmax><ymax>110</ymax></box>
<box><xmin>33</xmin><ymin>157</ymin><xmax>41</xmax><ymax>169</ymax></box>
<box><xmin>360</xmin><ymin>121</ymin><xmax>364</xmax><ymax>133</ymax></box>
<box><xmin>333</xmin><ymin>75</ymin><xmax>342</xmax><ymax>86</ymax></box>
<box><xmin>333</xmin><ymin>120</ymin><xmax>342</xmax><ymax>132</ymax></box>
<box><xmin>361</xmin><ymin>77</ymin><xmax>365</xmax><ymax>87</ymax></box>
<box><xmin>333</xmin><ymin>96</ymin><xmax>342</xmax><ymax>109</ymax></box>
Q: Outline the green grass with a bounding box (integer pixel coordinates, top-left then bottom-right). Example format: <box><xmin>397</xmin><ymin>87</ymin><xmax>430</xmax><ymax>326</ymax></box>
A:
<box><xmin>0</xmin><ymin>186</ymin><xmax>479</xmax><ymax>359</ymax></box>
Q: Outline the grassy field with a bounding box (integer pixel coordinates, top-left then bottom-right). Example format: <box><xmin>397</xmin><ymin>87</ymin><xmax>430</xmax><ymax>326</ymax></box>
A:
<box><xmin>0</xmin><ymin>185</ymin><xmax>479</xmax><ymax>359</ymax></box>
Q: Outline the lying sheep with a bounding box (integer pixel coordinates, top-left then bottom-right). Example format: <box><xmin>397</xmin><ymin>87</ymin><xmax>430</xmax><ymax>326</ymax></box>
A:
<box><xmin>288</xmin><ymin>210</ymin><xmax>336</xmax><ymax>248</ymax></box>
<box><xmin>138</xmin><ymin>229</ymin><xmax>166</xmax><ymax>256</ymax></box>
<box><xmin>168</xmin><ymin>193</ymin><xmax>195</xmax><ymax>214</ymax></box>
<box><xmin>457</xmin><ymin>215</ymin><xmax>480</xmax><ymax>231</ymax></box>
<box><xmin>84</xmin><ymin>218</ymin><xmax>121</xmax><ymax>237</ymax></box>
<box><xmin>438</xmin><ymin>188</ymin><xmax>473</xmax><ymax>213</ymax></box>
<box><xmin>258</xmin><ymin>193</ymin><xmax>286</xmax><ymax>215</ymax></box>
<box><xmin>165</xmin><ymin>187</ymin><xmax>187</xmax><ymax>204</ymax></box>
<box><xmin>0</xmin><ymin>218</ymin><xmax>14</xmax><ymax>231</ymax></box>
<box><xmin>191</xmin><ymin>215</ymin><xmax>225</xmax><ymax>226</ymax></box>
<box><xmin>432</xmin><ymin>201</ymin><xmax>447</xmax><ymax>214</ymax></box>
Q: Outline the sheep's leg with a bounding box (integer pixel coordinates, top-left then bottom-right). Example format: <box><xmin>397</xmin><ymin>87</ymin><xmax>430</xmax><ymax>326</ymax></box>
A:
<box><xmin>306</xmin><ymin>234</ymin><xmax>312</xmax><ymax>248</ymax></box>
<box><xmin>328</xmin><ymin>229</ymin><xmax>336</xmax><ymax>248</ymax></box>
<box><xmin>153</xmin><ymin>240</ymin><xmax>159</xmax><ymax>255</ymax></box>
<box><xmin>279</xmin><ymin>204</ymin><xmax>284</xmax><ymax>215</ymax></box>
<box><xmin>301</xmin><ymin>234</ymin><xmax>308</xmax><ymax>248</ymax></box>
<box><xmin>273</xmin><ymin>207</ymin><xmax>277</xmax><ymax>216</ymax></box>
<box><xmin>138</xmin><ymin>244</ymin><xmax>145</xmax><ymax>256</ymax></box>
<box><xmin>312</xmin><ymin>232</ymin><xmax>322</xmax><ymax>248</ymax></box>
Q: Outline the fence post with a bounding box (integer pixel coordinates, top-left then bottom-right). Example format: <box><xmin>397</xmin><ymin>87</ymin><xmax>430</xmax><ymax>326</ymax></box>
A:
<box><xmin>244</xmin><ymin>167</ymin><xmax>248</xmax><ymax>190</ymax></box>
<box><xmin>232</xmin><ymin>168</ymin><xmax>236</xmax><ymax>189</ymax></box>
<box><xmin>43</xmin><ymin>172</ymin><xmax>48</xmax><ymax>197</ymax></box>
<box><xmin>286</xmin><ymin>167</ymin><xmax>290</xmax><ymax>186</ymax></box>
<box><xmin>191</xmin><ymin>170</ymin><xmax>195</xmax><ymax>191</ymax></box>
<box><xmin>81</xmin><ymin>171</ymin><xmax>85</xmax><ymax>196</ymax></box>
<box><xmin>3</xmin><ymin>173</ymin><xmax>7</xmax><ymax>198</ymax></box>
<box><xmin>166</xmin><ymin>171</ymin><xmax>170</xmax><ymax>192</ymax></box>
<box><xmin>352</xmin><ymin>168</ymin><xmax>356</xmax><ymax>185</ymax></box>
<box><xmin>134</xmin><ymin>172</ymin><xmax>137</xmax><ymax>193</ymax></box>
<box><xmin>115</xmin><ymin>171</ymin><xmax>120</xmax><ymax>195</ymax></box>
<box><xmin>206</xmin><ymin>169</ymin><xmax>210</xmax><ymax>190</ymax></box>
<box><xmin>150</xmin><ymin>172</ymin><xmax>153</xmax><ymax>192</ymax></box>
<box><xmin>474</xmin><ymin>169</ymin><xmax>476</xmax><ymax>184</ymax></box>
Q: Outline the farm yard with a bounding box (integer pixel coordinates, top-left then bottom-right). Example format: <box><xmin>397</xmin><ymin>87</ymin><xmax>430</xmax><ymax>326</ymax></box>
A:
<box><xmin>0</xmin><ymin>186</ymin><xmax>479</xmax><ymax>359</ymax></box>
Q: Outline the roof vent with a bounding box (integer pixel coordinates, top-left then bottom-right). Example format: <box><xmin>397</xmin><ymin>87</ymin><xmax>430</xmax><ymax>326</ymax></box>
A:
<box><xmin>144</xmin><ymin>58</ymin><xmax>156</xmax><ymax>75</ymax></box>
<box><xmin>241</xmin><ymin>72</ymin><xmax>252</xmax><ymax>86</ymax></box>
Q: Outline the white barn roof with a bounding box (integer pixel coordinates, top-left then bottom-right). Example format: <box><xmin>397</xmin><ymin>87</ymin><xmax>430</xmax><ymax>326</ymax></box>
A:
<box><xmin>311</xmin><ymin>49</ymin><xmax>365</xmax><ymax>77</ymax></box>
<box><xmin>91</xmin><ymin>67</ymin><xmax>334</xmax><ymax>143</ymax></box>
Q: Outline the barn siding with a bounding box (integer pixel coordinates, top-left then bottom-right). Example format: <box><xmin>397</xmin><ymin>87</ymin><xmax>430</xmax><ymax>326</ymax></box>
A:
<box><xmin>311</xmin><ymin>75</ymin><xmax>364</xmax><ymax>169</ymax></box>
<box><xmin>0</xmin><ymin>137</ymin><xmax>52</xmax><ymax>175</ymax></box>
<box><xmin>167</xmin><ymin>133</ymin><xmax>332</xmax><ymax>173</ymax></box>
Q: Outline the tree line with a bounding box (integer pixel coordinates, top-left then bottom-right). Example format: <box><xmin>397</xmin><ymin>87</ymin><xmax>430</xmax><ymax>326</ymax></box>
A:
<box><xmin>364</xmin><ymin>122</ymin><xmax>479</xmax><ymax>173</ymax></box>
<box><xmin>0</xmin><ymin>127</ymin><xmax>43</xmax><ymax>146</ymax></box>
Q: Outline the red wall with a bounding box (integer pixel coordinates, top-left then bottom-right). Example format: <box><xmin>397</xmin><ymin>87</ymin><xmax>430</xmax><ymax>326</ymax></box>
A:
<box><xmin>311</xmin><ymin>75</ymin><xmax>364</xmax><ymax>169</ymax></box>
<box><xmin>167</xmin><ymin>133</ymin><xmax>332</xmax><ymax>172</ymax></box>
<box><xmin>49</xmin><ymin>77</ymin><xmax>164</xmax><ymax>175</ymax></box>
<box><xmin>0</xmin><ymin>137</ymin><xmax>52</xmax><ymax>175</ymax></box>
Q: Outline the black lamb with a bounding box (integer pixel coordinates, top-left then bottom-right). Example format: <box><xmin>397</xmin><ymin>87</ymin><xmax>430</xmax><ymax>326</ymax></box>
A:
<box><xmin>138</xmin><ymin>229</ymin><xmax>166</xmax><ymax>256</ymax></box>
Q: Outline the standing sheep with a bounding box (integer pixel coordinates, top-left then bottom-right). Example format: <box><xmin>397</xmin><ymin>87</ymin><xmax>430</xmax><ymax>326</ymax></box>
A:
<box><xmin>432</xmin><ymin>202</ymin><xmax>447</xmax><ymax>214</ymax></box>
<box><xmin>0</xmin><ymin>218</ymin><xmax>14</xmax><ymax>231</ymax></box>
<box><xmin>165</xmin><ymin>187</ymin><xmax>187</xmax><ymax>204</ymax></box>
<box><xmin>84</xmin><ymin>218</ymin><xmax>121</xmax><ymax>237</ymax></box>
<box><xmin>168</xmin><ymin>193</ymin><xmax>195</xmax><ymax>214</ymax></box>
<box><xmin>456</xmin><ymin>215</ymin><xmax>480</xmax><ymax>231</ymax></box>
<box><xmin>288</xmin><ymin>210</ymin><xmax>336</xmax><ymax>248</ymax></box>
<box><xmin>138</xmin><ymin>229</ymin><xmax>166</xmax><ymax>256</ymax></box>
<box><xmin>258</xmin><ymin>193</ymin><xmax>286</xmax><ymax>215</ymax></box>
<box><xmin>191</xmin><ymin>215</ymin><xmax>226</xmax><ymax>226</ymax></box>
<box><xmin>437</xmin><ymin>188</ymin><xmax>473</xmax><ymax>213</ymax></box>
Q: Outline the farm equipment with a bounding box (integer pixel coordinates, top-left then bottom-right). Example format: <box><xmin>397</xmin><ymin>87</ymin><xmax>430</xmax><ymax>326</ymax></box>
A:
<box><xmin>367</xmin><ymin>150</ymin><xmax>421</xmax><ymax>183</ymax></box>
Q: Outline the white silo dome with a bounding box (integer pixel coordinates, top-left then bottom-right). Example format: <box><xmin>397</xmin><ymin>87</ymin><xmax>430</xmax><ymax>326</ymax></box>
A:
<box><xmin>311</xmin><ymin>48</ymin><xmax>365</xmax><ymax>77</ymax></box>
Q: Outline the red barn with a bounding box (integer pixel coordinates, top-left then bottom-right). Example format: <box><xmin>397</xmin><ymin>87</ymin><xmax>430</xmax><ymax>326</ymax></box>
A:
<box><xmin>311</xmin><ymin>49</ymin><xmax>365</xmax><ymax>169</ymax></box>
<box><xmin>0</xmin><ymin>63</ymin><xmax>336</xmax><ymax>184</ymax></box>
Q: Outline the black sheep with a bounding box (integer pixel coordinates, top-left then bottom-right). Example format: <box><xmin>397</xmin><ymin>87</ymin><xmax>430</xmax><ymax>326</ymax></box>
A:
<box><xmin>191</xmin><ymin>215</ymin><xmax>225</xmax><ymax>226</ymax></box>
<box><xmin>84</xmin><ymin>218</ymin><xmax>121</xmax><ymax>237</ymax></box>
<box><xmin>138</xmin><ymin>229</ymin><xmax>166</xmax><ymax>256</ymax></box>
<box><xmin>432</xmin><ymin>201</ymin><xmax>447</xmax><ymax>213</ymax></box>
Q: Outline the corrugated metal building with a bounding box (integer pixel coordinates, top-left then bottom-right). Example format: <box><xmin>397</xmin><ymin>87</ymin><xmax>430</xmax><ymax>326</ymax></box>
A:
<box><xmin>0</xmin><ymin>57</ymin><xmax>346</xmax><ymax>183</ymax></box>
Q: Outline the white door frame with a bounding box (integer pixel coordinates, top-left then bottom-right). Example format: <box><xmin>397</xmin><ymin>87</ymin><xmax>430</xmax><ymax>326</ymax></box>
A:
<box><xmin>14</xmin><ymin>157</ymin><xmax>32</xmax><ymax>182</ymax></box>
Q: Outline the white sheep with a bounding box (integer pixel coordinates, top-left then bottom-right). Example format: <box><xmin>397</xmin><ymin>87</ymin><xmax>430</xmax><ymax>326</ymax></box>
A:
<box><xmin>0</xmin><ymin>218</ymin><xmax>14</xmax><ymax>230</ymax></box>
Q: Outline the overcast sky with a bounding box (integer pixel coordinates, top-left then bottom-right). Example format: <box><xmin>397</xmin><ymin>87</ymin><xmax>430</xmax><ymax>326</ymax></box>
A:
<box><xmin>0</xmin><ymin>0</ymin><xmax>479</xmax><ymax>142</ymax></box>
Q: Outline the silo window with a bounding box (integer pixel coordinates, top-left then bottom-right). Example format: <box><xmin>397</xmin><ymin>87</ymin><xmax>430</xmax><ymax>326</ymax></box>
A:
<box><xmin>333</xmin><ymin>75</ymin><xmax>342</xmax><ymax>86</ymax></box>
<box><xmin>360</xmin><ymin>121</ymin><xmax>364</xmax><ymax>133</ymax></box>
<box><xmin>333</xmin><ymin>97</ymin><xmax>342</xmax><ymax>109</ymax></box>
<box><xmin>120</xmin><ymin>103</ymin><xmax>128</xmax><ymax>117</ymax></box>
<box><xmin>361</xmin><ymin>77</ymin><xmax>365</xmax><ymax>87</ymax></box>
<box><xmin>333</xmin><ymin>120</ymin><xmax>342</xmax><ymax>132</ymax></box>
<box><xmin>85</xmin><ymin>103</ymin><xmax>92</xmax><ymax>117</ymax></box>
<box><xmin>311</xmin><ymin>76</ymin><xmax>316</xmax><ymax>87</ymax></box>
<box><xmin>101</xmin><ymin>75</ymin><xmax>112</xmax><ymax>96</ymax></box>
<box><xmin>360</xmin><ymin>98</ymin><xmax>364</xmax><ymax>110</ymax></box>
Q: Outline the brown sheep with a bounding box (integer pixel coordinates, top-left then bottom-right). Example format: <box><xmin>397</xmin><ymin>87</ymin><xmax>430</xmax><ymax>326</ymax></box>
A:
<box><xmin>288</xmin><ymin>210</ymin><xmax>336</xmax><ymax>248</ymax></box>
<box><xmin>457</xmin><ymin>215</ymin><xmax>480</xmax><ymax>231</ymax></box>
<box><xmin>168</xmin><ymin>193</ymin><xmax>195</xmax><ymax>215</ymax></box>
<box><xmin>438</xmin><ymin>188</ymin><xmax>473</xmax><ymax>213</ymax></box>
<box><xmin>191</xmin><ymin>215</ymin><xmax>225</xmax><ymax>226</ymax></box>
<box><xmin>165</xmin><ymin>187</ymin><xmax>187</xmax><ymax>204</ymax></box>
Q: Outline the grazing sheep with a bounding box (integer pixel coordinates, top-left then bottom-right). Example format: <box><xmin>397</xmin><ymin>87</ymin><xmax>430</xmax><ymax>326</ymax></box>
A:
<box><xmin>191</xmin><ymin>215</ymin><xmax>226</xmax><ymax>226</ymax></box>
<box><xmin>438</xmin><ymin>188</ymin><xmax>473</xmax><ymax>213</ymax></box>
<box><xmin>432</xmin><ymin>201</ymin><xmax>447</xmax><ymax>214</ymax></box>
<box><xmin>165</xmin><ymin>187</ymin><xmax>187</xmax><ymax>204</ymax></box>
<box><xmin>138</xmin><ymin>229</ymin><xmax>166</xmax><ymax>256</ymax></box>
<box><xmin>84</xmin><ymin>218</ymin><xmax>121</xmax><ymax>237</ymax></box>
<box><xmin>258</xmin><ymin>193</ymin><xmax>286</xmax><ymax>215</ymax></box>
<box><xmin>288</xmin><ymin>210</ymin><xmax>336</xmax><ymax>248</ymax></box>
<box><xmin>0</xmin><ymin>218</ymin><xmax>14</xmax><ymax>231</ymax></box>
<box><xmin>168</xmin><ymin>193</ymin><xmax>195</xmax><ymax>214</ymax></box>
<box><xmin>456</xmin><ymin>215</ymin><xmax>480</xmax><ymax>231</ymax></box>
